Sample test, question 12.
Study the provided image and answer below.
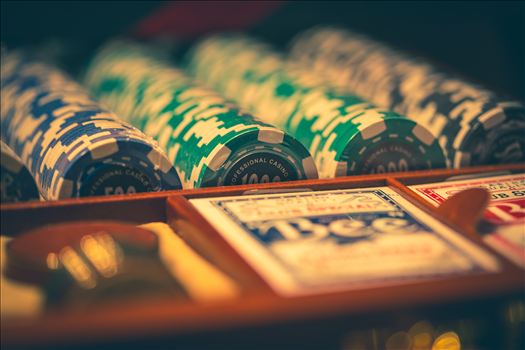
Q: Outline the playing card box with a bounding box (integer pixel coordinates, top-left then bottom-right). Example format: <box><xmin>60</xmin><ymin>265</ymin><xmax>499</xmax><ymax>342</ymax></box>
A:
<box><xmin>403</xmin><ymin>172</ymin><xmax>525</xmax><ymax>269</ymax></box>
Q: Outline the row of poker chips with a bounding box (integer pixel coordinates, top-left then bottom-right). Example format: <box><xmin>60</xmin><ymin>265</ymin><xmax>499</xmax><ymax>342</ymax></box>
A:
<box><xmin>0</xmin><ymin>51</ymin><xmax>182</xmax><ymax>200</ymax></box>
<box><xmin>185</xmin><ymin>35</ymin><xmax>446</xmax><ymax>178</ymax></box>
<box><xmin>4</xmin><ymin>26</ymin><xmax>521</xmax><ymax>201</ymax></box>
<box><xmin>83</xmin><ymin>40</ymin><xmax>318</xmax><ymax>188</ymax></box>
<box><xmin>288</xmin><ymin>27</ymin><xmax>525</xmax><ymax>168</ymax></box>
<box><xmin>0</xmin><ymin>139</ymin><xmax>40</xmax><ymax>203</ymax></box>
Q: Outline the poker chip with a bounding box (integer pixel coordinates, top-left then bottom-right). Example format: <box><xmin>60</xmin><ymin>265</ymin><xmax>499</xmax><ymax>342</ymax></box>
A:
<box><xmin>0</xmin><ymin>51</ymin><xmax>182</xmax><ymax>200</ymax></box>
<box><xmin>83</xmin><ymin>40</ymin><xmax>318</xmax><ymax>188</ymax></box>
<box><xmin>1</xmin><ymin>139</ymin><xmax>40</xmax><ymax>202</ymax></box>
<box><xmin>185</xmin><ymin>35</ymin><xmax>446</xmax><ymax>177</ymax></box>
<box><xmin>288</xmin><ymin>27</ymin><xmax>525</xmax><ymax>168</ymax></box>
<box><xmin>5</xmin><ymin>221</ymin><xmax>159</xmax><ymax>285</ymax></box>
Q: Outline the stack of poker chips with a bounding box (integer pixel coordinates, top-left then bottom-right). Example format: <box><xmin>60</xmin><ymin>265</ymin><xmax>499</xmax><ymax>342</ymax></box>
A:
<box><xmin>0</xmin><ymin>139</ymin><xmax>40</xmax><ymax>203</ymax></box>
<box><xmin>185</xmin><ymin>35</ymin><xmax>446</xmax><ymax>178</ymax></box>
<box><xmin>289</xmin><ymin>27</ymin><xmax>525</xmax><ymax>168</ymax></box>
<box><xmin>1</xmin><ymin>51</ymin><xmax>182</xmax><ymax>200</ymax></box>
<box><xmin>83</xmin><ymin>40</ymin><xmax>318</xmax><ymax>188</ymax></box>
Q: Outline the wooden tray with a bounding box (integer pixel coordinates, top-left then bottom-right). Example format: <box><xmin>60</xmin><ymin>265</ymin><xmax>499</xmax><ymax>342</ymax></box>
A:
<box><xmin>2</xmin><ymin>164</ymin><xmax>524</xmax><ymax>349</ymax></box>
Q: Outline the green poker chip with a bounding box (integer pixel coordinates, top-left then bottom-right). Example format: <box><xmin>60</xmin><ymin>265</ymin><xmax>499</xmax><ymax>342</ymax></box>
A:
<box><xmin>288</xmin><ymin>27</ymin><xmax>525</xmax><ymax>168</ymax></box>
<box><xmin>339</xmin><ymin>118</ymin><xmax>442</xmax><ymax>175</ymax></box>
<box><xmin>84</xmin><ymin>40</ymin><xmax>318</xmax><ymax>188</ymax></box>
<box><xmin>185</xmin><ymin>35</ymin><xmax>446</xmax><ymax>178</ymax></box>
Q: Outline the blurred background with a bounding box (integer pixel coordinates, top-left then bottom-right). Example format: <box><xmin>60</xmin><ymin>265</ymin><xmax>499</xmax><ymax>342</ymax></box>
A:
<box><xmin>2</xmin><ymin>1</ymin><xmax>524</xmax><ymax>100</ymax></box>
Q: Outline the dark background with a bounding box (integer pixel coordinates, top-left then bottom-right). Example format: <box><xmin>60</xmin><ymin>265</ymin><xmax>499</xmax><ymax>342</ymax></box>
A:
<box><xmin>1</xmin><ymin>1</ymin><xmax>524</xmax><ymax>100</ymax></box>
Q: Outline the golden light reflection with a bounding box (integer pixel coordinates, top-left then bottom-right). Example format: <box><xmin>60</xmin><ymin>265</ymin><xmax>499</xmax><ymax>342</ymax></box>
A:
<box><xmin>80</xmin><ymin>233</ymin><xmax>122</xmax><ymax>278</ymax></box>
<box><xmin>46</xmin><ymin>252</ymin><xmax>59</xmax><ymax>270</ymax></box>
<box><xmin>59</xmin><ymin>246</ymin><xmax>97</xmax><ymax>289</ymax></box>
<box><xmin>408</xmin><ymin>320</ymin><xmax>434</xmax><ymax>350</ymax></box>
<box><xmin>340</xmin><ymin>319</ymin><xmax>468</xmax><ymax>350</ymax></box>
<box><xmin>431</xmin><ymin>331</ymin><xmax>461</xmax><ymax>350</ymax></box>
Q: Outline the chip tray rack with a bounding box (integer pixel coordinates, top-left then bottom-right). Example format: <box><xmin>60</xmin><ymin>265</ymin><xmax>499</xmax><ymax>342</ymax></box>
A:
<box><xmin>1</xmin><ymin>164</ymin><xmax>524</xmax><ymax>349</ymax></box>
